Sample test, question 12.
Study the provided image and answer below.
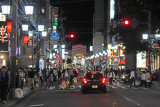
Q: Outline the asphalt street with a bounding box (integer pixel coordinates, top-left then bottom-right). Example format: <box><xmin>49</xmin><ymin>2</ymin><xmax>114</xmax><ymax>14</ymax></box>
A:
<box><xmin>15</xmin><ymin>82</ymin><xmax>160</xmax><ymax>107</ymax></box>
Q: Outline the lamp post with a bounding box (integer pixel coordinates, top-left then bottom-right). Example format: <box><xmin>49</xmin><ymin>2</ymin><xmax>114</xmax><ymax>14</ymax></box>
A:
<box><xmin>148</xmin><ymin>11</ymin><xmax>152</xmax><ymax>73</ymax></box>
<box><xmin>9</xmin><ymin>0</ymin><xmax>18</xmax><ymax>99</ymax></box>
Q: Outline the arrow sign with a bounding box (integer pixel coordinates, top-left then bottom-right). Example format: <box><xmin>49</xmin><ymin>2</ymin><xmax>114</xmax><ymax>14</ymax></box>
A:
<box><xmin>52</xmin><ymin>32</ymin><xmax>59</xmax><ymax>39</ymax></box>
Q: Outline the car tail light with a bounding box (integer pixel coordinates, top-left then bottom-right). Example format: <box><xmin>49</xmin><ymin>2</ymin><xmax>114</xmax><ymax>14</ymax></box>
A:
<box><xmin>91</xmin><ymin>72</ymin><xmax>97</xmax><ymax>74</ymax></box>
<box><xmin>102</xmin><ymin>77</ymin><xmax>107</xmax><ymax>84</ymax></box>
<box><xmin>83</xmin><ymin>78</ymin><xmax>87</xmax><ymax>84</ymax></box>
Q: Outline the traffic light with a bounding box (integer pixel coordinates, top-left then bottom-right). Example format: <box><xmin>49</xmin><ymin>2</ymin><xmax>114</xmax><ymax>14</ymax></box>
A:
<box><xmin>54</xmin><ymin>15</ymin><xmax>58</xmax><ymax>26</ymax></box>
<box><xmin>28</xmin><ymin>55</ymin><xmax>32</xmax><ymax>59</ymax></box>
<box><xmin>122</xmin><ymin>19</ymin><xmax>131</xmax><ymax>26</ymax></box>
<box><xmin>69</xmin><ymin>34</ymin><xmax>75</xmax><ymax>38</ymax></box>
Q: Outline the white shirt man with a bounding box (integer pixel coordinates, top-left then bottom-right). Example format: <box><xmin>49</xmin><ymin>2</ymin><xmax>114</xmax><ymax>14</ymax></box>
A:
<box><xmin>130</xmin><ymin>71</ymin><xmax>135</xmax><ymax>78</ymax></box>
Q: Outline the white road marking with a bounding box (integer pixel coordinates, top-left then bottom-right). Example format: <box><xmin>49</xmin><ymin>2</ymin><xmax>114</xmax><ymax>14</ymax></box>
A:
<box><xmin>123</xmin><ymin>96</ymin><xmax>143</xmax><ymax>106</ymax></box>
<box><xmin>29</xmin><ymin>104</ymin><xmax>44</xmax><ymax>106</ymax></box>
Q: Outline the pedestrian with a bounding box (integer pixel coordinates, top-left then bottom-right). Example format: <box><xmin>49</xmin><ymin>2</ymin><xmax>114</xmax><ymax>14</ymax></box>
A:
<box><xmin>53</xmin><ymin>68</ymin><xmax>58</xmax><ymax>82</ymax></box>
<box><xmin>69</xmin><ymin>69</ymin><xmax>74</xmax><ymax>88</ymax></box>
<box><xmin>28</xmin><ymin>68</ymin><xmax>35</xmax><ymax>90</ymax></box>
<box><xmin>146</xmin><ymin>71</ymin><xmax>152</xmax><ymax>88</ymax></box>
<box><xmin>19</xmin><ymin>68</ymin><xmax>25</xmax><ymax>89</ymax></box>
<box><xmin>136</xmin><ymin>69</ymin><xmax>141</xmax><ymax>87</ymax></box>
<box><xmin>130</xmin><ymin>69</ymin><xmax>135</xmax><ymax>87</ymax></box>
<box><xmin>65</xmin><ymin>69</ymin><xmax>69</xmax><ymax>81</ymax></box>
<box><xmin>49</xmin><ymin>69</ymin><xmax>54</xmax><ymax>87</ymax></box>
<box><xmin>39</xmin><ymin>69</ymin><xmax>43</xmax><ymax>84</ymax></box>
<box><xmin>58</xmin><ymin>68</ymin><xmax>62</xmax><ymax>85</ymax></box>
<box><xmin>141</xmin><ymin>71</ymin><xmax>146</xmax><ymax>87</ymax></box>
<box><xmin>73</xmin><ymin>69</ymin><xmax>78</xmax><ymax>83</ymax></box>
<box><xmin>0</xmin><ymin>66</ymin><xmax>11</xmax><ymax>104</ymax></box>
<box><xmin>45</xmin><ymin>68</ymin><xmax>50</xmax><ymax>83</ymax></box>
<box><xmin>108</xmin><ymin>70</ymin><xmax>114</xmax><ymax>85</ymax></box>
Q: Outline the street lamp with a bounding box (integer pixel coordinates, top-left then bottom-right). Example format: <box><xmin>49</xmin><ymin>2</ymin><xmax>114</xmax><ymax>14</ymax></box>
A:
<box><xmin>28</xmin><ymin>31</ymin><xmax>33</xmax><ymax>36</ymax></box>
<box><xmin>22</xmin><ymin>24</ymin><xmax>29</xmax><ymax>31</ymax></box>
<box><xmin>1</xmin><ymin>5</ymin><xmax>11</xmax><ymax>14</ymax></box>
<box><xmin>25</xmin><ymin>6</ymin><xmax>33</xmax><ymax>15</ymax></box>
<box><xmin>143</xmin><ymin>34</ymin><xmax>149</xmax><ymax>40</ymax></box>
<box><xmin>42</xmin><ymin>31</ymin><xmax>47</xmax><ymax>37</ymax></box>
<box><xmin>54</xmin><ymin>45</ymin><xmax>57</xmax><ymax>48</ymax></box>
<box><xmin>38</xmin><ymin>25</ymin><xmax>44</xmax><ymax>31</ymax></box>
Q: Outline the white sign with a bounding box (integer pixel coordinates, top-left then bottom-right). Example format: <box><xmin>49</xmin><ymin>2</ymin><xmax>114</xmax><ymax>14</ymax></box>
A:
<box><xmin>0</xmin><ymin>13</ymin><xmax>6</xmax><ymax>21</ymax></box>
<box><xmin>110</xmin><ymin>0</ymin><xmax>115</xmax><ymax>20</ymax></box>
<box><xmin>136</xmin><ymin>51</ymin><xmax>146</xmax><ymax>68</ymax></box>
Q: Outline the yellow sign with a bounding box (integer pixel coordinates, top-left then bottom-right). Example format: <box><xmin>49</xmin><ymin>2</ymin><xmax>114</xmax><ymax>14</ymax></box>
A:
<box><xmin>0</xmin><ymin>13</ymin><xmax>6</xmax><ymax>21</ymax></box>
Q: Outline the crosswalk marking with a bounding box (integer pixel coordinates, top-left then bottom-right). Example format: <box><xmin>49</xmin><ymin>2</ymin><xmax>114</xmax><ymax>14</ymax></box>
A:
<box><xmin>107</xmin><ymin>84</ymin><xmax>150</xmax><ymax>90</ymax></box>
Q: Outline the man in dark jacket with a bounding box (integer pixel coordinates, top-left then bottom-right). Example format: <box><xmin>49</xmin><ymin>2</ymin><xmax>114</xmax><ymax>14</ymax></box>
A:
<box><xmin>0</xmin><ymin>66</ymin><xmax>10</xmax><ymax>104</ymax></box>
<box><xmin>28</xmin><ymin>68</ymin><xmax>35</xmax><ymax>90</ymax></box>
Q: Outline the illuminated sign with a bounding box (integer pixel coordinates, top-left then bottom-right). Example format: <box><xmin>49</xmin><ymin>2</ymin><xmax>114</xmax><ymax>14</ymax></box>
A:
<box><xmin>136</xmin><ymin>51</ymin><xmax>146</xmax><ymax>68</ymax></box>
<box><xmin>0</xmin><ymin>25</ymin><xmax>8</xmax><ymax>43</ymax></box>
<box><xmin>0</xmin><ymin>12</ymin><xmax>6</xmax><ymax>21</ymax></box>
<box><xmin>110</xmin><ymin>0</ymin><xmax>115</xmax><ymax>20</ymax></box>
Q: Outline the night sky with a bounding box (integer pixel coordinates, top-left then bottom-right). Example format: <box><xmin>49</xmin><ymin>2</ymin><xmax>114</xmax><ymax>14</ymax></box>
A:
<box><xmin>51</xmin><ymin>0</ymin><xmax>94</xmax><ymax>46</ymax></box>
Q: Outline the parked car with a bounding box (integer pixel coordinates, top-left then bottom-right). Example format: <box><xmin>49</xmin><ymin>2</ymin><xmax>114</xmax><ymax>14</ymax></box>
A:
<box><xmin>81</xmin><ymin>71</ymin><xmax>107</xmax><ymax>94</ymax></box>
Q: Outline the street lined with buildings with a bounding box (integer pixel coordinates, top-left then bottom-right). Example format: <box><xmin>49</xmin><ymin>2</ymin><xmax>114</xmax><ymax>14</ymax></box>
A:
<box><xmin>1</xmin><ymin>0</ymin><xmax>160</xmax><ymax>107</ymax></box>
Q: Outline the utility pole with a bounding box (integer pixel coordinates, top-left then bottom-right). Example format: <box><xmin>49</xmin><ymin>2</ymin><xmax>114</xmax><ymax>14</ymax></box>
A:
<box><xmin>148</xmin><ymin>10</ymin><xmax>151</xmax><ymax>73</ymax></box>
<box><xmin>9</xmin><ymin>0</ymin><xmax>18</xmax><ymax>99</ymax></box>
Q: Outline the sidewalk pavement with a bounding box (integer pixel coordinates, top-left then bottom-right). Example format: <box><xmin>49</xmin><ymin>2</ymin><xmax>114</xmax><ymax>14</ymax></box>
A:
<box><xmin>116</xmin><ymin>78</ymin><xmax>160</xmax><ymax>89</ymax></box>
<box><xmin>0</xmin><ymin>84</ymin><xmax>41</xmax><ymax>107</ymax></box>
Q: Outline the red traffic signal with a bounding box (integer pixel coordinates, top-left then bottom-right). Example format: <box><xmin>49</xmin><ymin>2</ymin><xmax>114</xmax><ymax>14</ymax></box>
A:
<box><xmin>124</xmin><ymin>20</ymin><xmax>129</xmax><ymax>25</ymax></box>
<box><xmin>69</xmin><ymin>34</ymin><xmax>75</xmax><ymax>38</ymax></box>
<box><xmin>122</xmin><ymin>19</ymin><xmax>130</xmax><ymax>26</ymax></box>
<box><xmin>28</xmin><ymin>55</ymin><xmax>32</xmax><ymax>59</ymax></box>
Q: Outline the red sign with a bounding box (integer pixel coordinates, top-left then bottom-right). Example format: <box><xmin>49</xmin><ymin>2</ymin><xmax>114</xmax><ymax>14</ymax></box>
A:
<box><xmin>7</xmin><ymin>22</ymin><xmax>12</xmax><ymax>33</ymax></box>
<box><xmin>24</xmin><ymin>36</ymin><xmax>29</xmax><ymax>44</ymax></box>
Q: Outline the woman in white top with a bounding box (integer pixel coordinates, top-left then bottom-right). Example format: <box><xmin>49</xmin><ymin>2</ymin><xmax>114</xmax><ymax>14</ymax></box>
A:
<box><xmin>141</xmin><ymin>71</ymin><xmax>146</xmax><ymax>87</ymax></box>
<box><xmin>19</xmin><ymin>68</ymin><xmax>25</xmax><ymax>89</ymax></box>
<box><xmin>145</xmin><ymin>71</ymin><xmax>151</xmax><ymax>88</ymax></box>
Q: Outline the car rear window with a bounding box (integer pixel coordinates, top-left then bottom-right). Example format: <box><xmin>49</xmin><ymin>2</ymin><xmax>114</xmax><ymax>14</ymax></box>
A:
<box><xmin>85</xmin><ymin>72</ymin><xmax>103</xmax><ymax>79</ymax></box>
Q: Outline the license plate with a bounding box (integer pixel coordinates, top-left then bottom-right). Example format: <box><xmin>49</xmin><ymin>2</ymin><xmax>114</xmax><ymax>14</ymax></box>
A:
<box><xmin>92</xmin><ymin>85</ymin><xmax>98</xmax><ymax>88</ymax></box>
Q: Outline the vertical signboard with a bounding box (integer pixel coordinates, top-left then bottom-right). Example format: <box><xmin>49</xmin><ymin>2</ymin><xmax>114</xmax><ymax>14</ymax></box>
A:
<box><xmin>136</xmin><ymin>51</ymin><xmax>146</xmax><ymax>68</ymax></box>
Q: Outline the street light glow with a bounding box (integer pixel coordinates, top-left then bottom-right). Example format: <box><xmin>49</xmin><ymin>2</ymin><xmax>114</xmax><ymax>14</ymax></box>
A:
<box><xmin>38</xmin><ymin>25</ymin><xmax>44</xmax><ymax>31</ymax></box>
<box><xmin>42</xmin><ymin>31</ymin><xmax>47</xmax><ymax>37</ymax></box>
<box><xmin>1</xmin><ymin>5</ymin><xmax>11</xmax><ymax>14</ymax></box>
<box><xmin>22</xmin><ymin>24</ymin><xmax>29</xmax><ymax>31</ymax></box>
<box><xmin>1</xmin><ymin>56</ymin><xmax>4</xmax><ymax>59</ymax></box>
<box><xmin>62</xmin><ymin>45</ymin><xmax>65</xmax><ymax>48</ymax></box>
<box><xmin>28</xmin><ymin>31</ymin><xmax>33</xmax><ymax>36</ymax></box>
<box><xmin>25</xmin><ymin>6</ymin><xmax>33</xmax><ymax>15</ymax></box>
<box><xmin>143</xmin><ymin>34</ymin><xmax>148</xmax><ymax>40</ymax></box>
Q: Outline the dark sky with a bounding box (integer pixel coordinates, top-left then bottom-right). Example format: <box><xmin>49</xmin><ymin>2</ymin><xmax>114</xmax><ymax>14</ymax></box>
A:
<box><xmin>51</xmin><ymin>0</ymin><xmax>94</xmax><ymax>46</ymax></box>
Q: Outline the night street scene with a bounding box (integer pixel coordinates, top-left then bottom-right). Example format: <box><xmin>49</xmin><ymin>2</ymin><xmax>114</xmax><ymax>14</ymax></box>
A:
<box><xmin>1</xmin><ymin>0</ymin><xmax>160</xmax><ymax>107</ymax></box>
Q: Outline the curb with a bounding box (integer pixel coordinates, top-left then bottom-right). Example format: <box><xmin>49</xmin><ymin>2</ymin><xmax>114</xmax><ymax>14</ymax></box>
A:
<box><xmin>9</xmin><ymin>90</ymin><xmax>35</xmax><ymax>107</ymax></box>
<box><xmin>9</xmin><ymin>87</ymin><xmax>42</xmax><ymax>107</ymax></box>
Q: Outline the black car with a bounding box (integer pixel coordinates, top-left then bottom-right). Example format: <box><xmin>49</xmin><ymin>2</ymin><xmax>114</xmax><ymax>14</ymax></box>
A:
<box><xmin>81</xmin><ymin>72</ymin><xmax>107</xmax><ymax>94</ymax></box>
